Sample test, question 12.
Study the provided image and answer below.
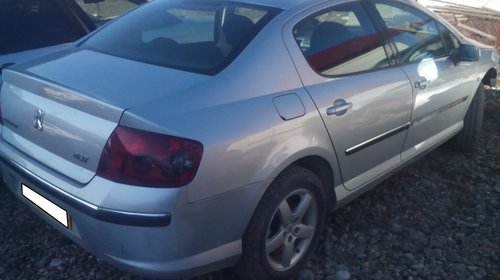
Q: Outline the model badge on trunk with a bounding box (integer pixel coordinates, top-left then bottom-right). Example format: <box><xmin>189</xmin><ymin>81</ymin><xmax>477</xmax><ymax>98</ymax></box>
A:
<box><xmin>34</xmin><ymin>109</ymin><xmax>44</xmax><ymax>131</ymax></box>
<box><xmin>73</xmin><ymin>152</ymin><xmax>89</xmax><ymax>164</ymax></box>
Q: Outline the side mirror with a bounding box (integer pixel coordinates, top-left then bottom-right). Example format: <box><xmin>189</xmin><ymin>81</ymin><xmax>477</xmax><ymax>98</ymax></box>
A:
<box><xmin>453</xmin><ymin>44</ymin><xmax>479</xmax><ymax>65</ymax></box>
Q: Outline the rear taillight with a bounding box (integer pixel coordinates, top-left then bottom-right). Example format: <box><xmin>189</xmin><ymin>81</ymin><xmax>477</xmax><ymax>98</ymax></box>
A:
<box><xmin>97</xmin><ymin>126</ymin><xmax>203</xmax><ymax>188</ymax></box>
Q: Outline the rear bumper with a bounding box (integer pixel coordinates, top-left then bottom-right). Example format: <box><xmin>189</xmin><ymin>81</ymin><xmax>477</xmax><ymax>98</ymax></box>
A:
<box><xmin>0</xmin><ymin>144</ymin><xmax>265</xmax><ymax>278</ymax></box>
<box><xmin>0</xmin><ymin>153</ymin><xmax>171</xmax><ymax>227</ymax></box>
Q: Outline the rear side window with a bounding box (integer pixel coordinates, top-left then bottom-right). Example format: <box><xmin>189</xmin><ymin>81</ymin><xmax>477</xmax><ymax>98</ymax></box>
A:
<box><xmin>142</xmin><ymin>8</ymin><xmax>217</xmax><ymax>44</ymax></box>
<box><xmin>375</xmin><ymin>2</ymin><xmax>450</xmax><ymax>63</ymax></box>
<box><xmin>294</xmin><ymin>2</ymin><xmax>390</xmax><ymax>76</ymax></box>
<box><xmin>83</xmin><ymin>1</ymin><xmax>279</xmax><ymax>75</ymax></box>
<box><xmin>0</xmin><ymin>0</ymin><xmax>89</xmax><ymax>55</ymax></box>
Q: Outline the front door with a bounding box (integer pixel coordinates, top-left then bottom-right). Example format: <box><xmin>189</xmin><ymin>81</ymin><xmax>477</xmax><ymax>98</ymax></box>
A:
<box><xmin>371</xmin><ymin>1</ymin><xmax>479</xmax><ymax>158</ymax></box>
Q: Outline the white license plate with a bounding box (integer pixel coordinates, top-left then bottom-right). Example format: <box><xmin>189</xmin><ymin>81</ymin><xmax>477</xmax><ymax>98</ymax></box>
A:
<box><xmin>21</xmin><ymin>184</ymin><xmax>70</xmax><ymax>229</ymax></box>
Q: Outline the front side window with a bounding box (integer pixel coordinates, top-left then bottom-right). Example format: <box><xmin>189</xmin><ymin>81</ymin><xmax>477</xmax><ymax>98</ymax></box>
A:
<box><xmin>83</xmin><ymin>1</ymin><xmax>278</xmax><ymax>75</ymax></box>
<box><xmin>375</xmin><ymin>2</ymin><xmax>449</xmax><ymax>63</ymax></box>
<box><xmin>0</xmin><ymin>0</ymin><xmax>88</xmax><ymax>55</ymax></box>
<box><xmin>438</xmin><ymin>22</ymin><xmax>460</xmax><ymax>53</ymax></box>
<box><xmin>294</xmin><ymin>2</ymin><xmax>390</xmax><ymax>76</ymax></box>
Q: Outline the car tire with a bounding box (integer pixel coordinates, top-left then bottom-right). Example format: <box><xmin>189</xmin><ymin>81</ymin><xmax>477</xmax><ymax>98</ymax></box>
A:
<box><xmin>236</xmin><ymin>165</ymin><xmax>326</xmax><ymax>280</ymax></box>
<box><xmin>453</xmin><ymin>82</ymin><xmax>485</xmax><ymax>152</ymax></box>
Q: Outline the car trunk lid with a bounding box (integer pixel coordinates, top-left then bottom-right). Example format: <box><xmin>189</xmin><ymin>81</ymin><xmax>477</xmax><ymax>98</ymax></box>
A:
<box><xmin>0</xmin><ymin>48</ymin><xmax>208</xmax><ymax>184</ymax></box>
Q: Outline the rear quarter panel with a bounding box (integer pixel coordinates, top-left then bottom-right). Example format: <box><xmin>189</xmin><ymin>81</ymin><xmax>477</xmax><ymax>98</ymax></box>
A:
<box><xmin>119</xmin><ymin>15</ymin><xmax>342</xmax><ymax>203</ymax></box>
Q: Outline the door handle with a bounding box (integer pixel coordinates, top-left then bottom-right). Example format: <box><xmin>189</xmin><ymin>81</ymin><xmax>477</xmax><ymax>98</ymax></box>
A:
<box><xmin>326</xmin><ymin>99</ymin><xmax>353</xmax><ymax>116</ymax></box>
<box><xmin>415</xmin><ymin>77</ymin><xmax>429</xmax><ymax>89</ymax></box>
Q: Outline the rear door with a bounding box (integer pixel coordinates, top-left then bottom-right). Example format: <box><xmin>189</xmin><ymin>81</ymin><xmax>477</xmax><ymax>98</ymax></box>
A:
<box><xmin>284</xmin><ymin>0</ymin><xmax>413</xmax><ymax>190</ymax></box>
<box><xmin>371</xmin><ymin>1</ymin><xmax>478</xmax><ymax>159</ymax></box>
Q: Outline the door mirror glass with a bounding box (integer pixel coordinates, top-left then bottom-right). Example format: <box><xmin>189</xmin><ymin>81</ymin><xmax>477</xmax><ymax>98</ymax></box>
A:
<box><xmin>457</xmin><ymin>44</ymin><xmax>479</xmax><ymax>62</ymax></box>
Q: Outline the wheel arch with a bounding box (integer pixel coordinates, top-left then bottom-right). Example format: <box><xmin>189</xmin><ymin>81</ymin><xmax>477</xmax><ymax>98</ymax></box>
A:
<box><xmin>254</xmin><ymin>152</ymin><xmax>339</xmax><ymax>220</ymax></box>
<box><xmin>482</xmin><ymin>67</ymin><xmax>497</xmax><ymax>87</ymax></box>
<box><xmin>294</xmin><ymin>156</ymin><xmax>337</xmax><ymax>211</ymax></box>
<box><xmin>235</xmin><ymin>164</ymin><xmax>330</xmax><ymax>279</ymax></box>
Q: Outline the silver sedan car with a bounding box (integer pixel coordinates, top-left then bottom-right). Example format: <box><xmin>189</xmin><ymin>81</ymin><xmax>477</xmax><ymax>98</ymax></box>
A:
<box><xmin>0</xmin><ymin>0</ymin><xmax>498</xmax><ymax>279</ymax></box>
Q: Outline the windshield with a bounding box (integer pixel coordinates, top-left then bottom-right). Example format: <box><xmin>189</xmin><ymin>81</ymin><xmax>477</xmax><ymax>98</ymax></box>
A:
<box><xmin>83</xmin><ymin>0</ymin><xmax>279</xmax><ymax>74</ymax></box>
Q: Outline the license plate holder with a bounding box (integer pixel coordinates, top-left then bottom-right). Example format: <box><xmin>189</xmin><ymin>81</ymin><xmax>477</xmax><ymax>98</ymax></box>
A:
<box><xmin>21</xmin><ymin>184</ymin><xmax>71</xmax><ymax>229</ymax></box>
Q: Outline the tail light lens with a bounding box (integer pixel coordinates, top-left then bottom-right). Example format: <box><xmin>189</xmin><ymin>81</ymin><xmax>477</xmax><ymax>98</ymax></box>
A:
<box><xmin>97</xmin><ymin>126</ymin><xmax>203</xmax><ymax>188</ymax></box>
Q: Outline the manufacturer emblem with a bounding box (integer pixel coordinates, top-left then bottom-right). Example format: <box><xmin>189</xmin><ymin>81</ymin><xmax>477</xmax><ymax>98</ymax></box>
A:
<box><xmin>34</xmin><ymin>109</ymin><xmax>44</xmax><ymax>131</ymax></box>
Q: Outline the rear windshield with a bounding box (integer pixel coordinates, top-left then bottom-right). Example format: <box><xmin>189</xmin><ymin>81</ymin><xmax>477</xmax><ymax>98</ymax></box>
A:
<box><xmin>83</xmin><ymin>0</ymin><xmax>279</xmax><ymax>75</ymax></box>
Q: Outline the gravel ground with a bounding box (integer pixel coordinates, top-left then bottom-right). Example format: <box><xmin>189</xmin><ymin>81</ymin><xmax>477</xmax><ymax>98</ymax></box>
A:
<box><xmin>0</xmin><ymin>91</ymin><xmax>499</xmax><ymax>280</ymax></box>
